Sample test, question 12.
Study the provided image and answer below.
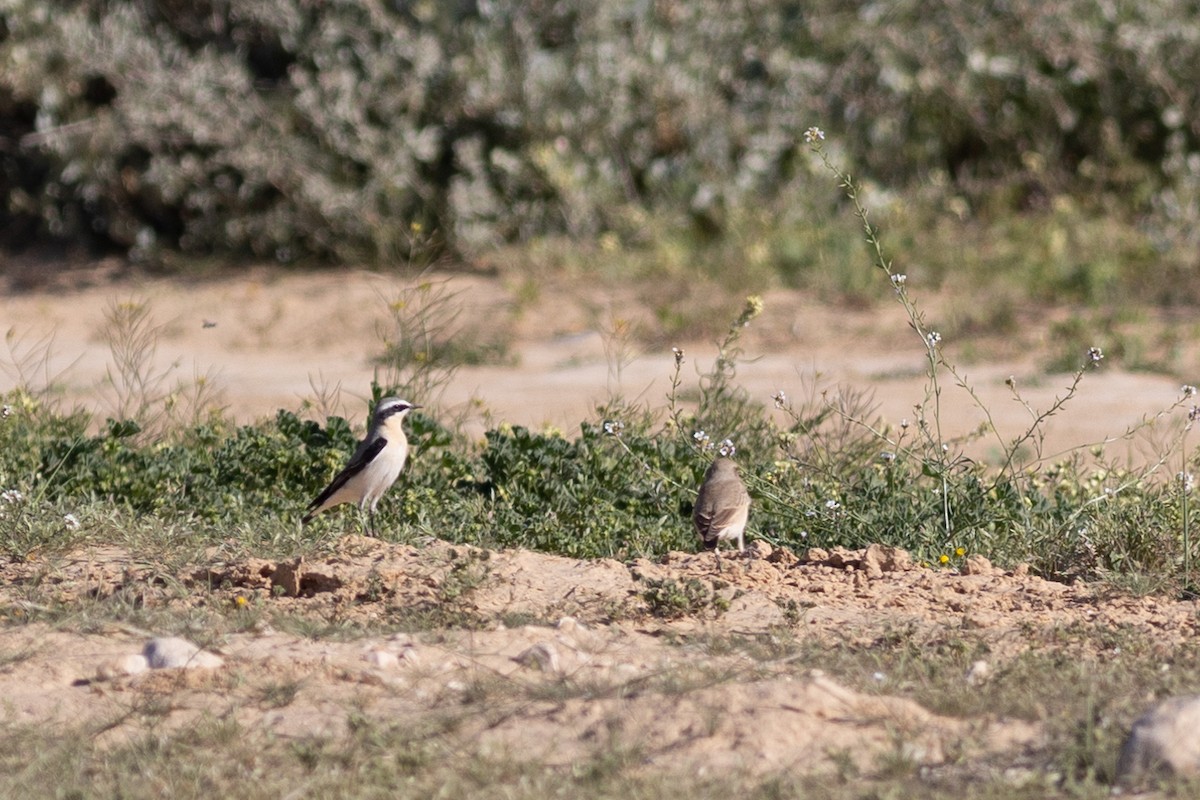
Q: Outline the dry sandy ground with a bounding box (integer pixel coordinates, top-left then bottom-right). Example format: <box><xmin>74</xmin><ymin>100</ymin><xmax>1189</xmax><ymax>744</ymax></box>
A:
<box><xmin>1</xmin><ymin>265</ymin><xmax>1191</xmax><ymax>460</ymax></box>
<box><xmin>4</xmin><ymin>536</ymin><xmax>1195</xmax><ymax>781</ymax></box>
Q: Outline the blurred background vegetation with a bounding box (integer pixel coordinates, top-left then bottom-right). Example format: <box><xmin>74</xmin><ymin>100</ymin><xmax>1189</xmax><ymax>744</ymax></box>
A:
<box><xmin>0</xmin><ymin>0</ymin><xmax>1197</xmax><ymax>300</ymax></box>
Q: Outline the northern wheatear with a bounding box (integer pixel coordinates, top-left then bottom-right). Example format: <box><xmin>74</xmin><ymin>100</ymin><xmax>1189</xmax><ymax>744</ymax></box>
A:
<box><xmin>693</xmin><ymin>457</ymin><xmax>750</xmax><ymax>569</ymax></box>
<box><xmin>303</xmin><ymin>397</ymin><xmax>420</xmax><ymax>535</ymax></box>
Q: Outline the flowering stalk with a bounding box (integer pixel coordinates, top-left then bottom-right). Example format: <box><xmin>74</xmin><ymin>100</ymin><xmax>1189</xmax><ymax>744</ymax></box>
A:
<box><xmin>807</xmin><ymin>130</ymin><xmax>952</xmax><ymax>541</ymax></box>
<box><xmin>1184</xmin><ymin>398</ymin><xmax>1199</xmax><ymax>587</ymax></box>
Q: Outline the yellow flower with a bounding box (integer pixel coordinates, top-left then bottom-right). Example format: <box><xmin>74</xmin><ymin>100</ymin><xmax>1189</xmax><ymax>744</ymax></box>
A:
<box><xmin>938</xmin><ymin>554</ymin><xmax>950</xmax><ymax>565</ymax></box>
<box><xmin>955</xmin><ymin>547</ymin><xmax>966</xmax><ymax>557</ymax></box>
<box><xmin>235</xmin><ymin>596</ymin><xmax>248</xmax><ymax>608</ymax></box>
<box><xmin>744</xmin><ymin>295</ymin><xmax>764</xmax><ymax>321</ymax></box>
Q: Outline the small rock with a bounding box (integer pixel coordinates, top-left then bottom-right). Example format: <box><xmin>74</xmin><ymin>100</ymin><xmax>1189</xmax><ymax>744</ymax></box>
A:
<box><xmin>804</xmin><ymin>547</ymin><xmax>830</xmax><ymax>564</ymax></box>
<box><xmin>961</xmin><ymin>555</ymin><xmax>995</xmax><ymax>576</ymax></box>
<box><xmin>861</xmin><ymin>543</ymin><xmax>912</xmax><ymax>578</ymax></box>
<box><xmin>142</xmin><ymin>637</ymin><xmax>224</xmax><ymax>670</ymax></box>
<box><xmin>1010</xmin><ymin>563</ymin><xmax>1030</xmax><ymax>577</ymax></box>
<box><xmin>744</xmin><ymin>540</ymin><xmax>772</xmax><ymax>560</ymax></box>
<box><xmin>272</xmin><ymin>557</ymin><xmax>304</xmax><ymax>597</ymax></box>
<box><xmin>826</xmin><ymin>547</ymin><xmax>859</xmax><ymax>568</ymax></box>
<box><xmin>364</xmin><ymin>649</ymin><xmax>399</xmax><ymax>668</ymax></box>
<box><xmin>513</xmin><ymin>642</ymin><xmax>561</xmax><ymax>674</ymax></box>
<box><xmin>557</xmin><ymin>616</ymin><xmax>581</xmax><ymax>634</ymax></box>
<box><xmin>95</xmin><ymin>654</ymin><xmax>149</xmax><ymax>681</ymax></box>
<box><xmin>766</xmin><ymin>547</ymin><xmax>798</xmax><ymax>566</ymax></box>
<box><xmin>965</xmin><ymin>659</ymin><xmax>991</xmax><ymax>686</ymax></box>
<box><xmin>370</xmin><ymin>641</ymin><xmax>419</xmax><ymax>666</ymax></box>
<box><xmin>1118</xmin><ymin>695</ymin><xmax>1200</xmax><ymax>780</ymax></box>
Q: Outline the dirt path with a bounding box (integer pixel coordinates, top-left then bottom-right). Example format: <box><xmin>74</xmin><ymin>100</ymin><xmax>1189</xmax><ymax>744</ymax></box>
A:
<box><xmin>1</xmin><ymin>267</ymin><xmax>1189</xmax><ymax>460</ymax></box>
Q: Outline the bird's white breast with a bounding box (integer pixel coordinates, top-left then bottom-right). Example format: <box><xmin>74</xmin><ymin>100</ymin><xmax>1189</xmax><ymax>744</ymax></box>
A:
<box><xmin>360</xmin><ymin>417</ymin><xmax>409</xmax><ymax>502</ymax></box>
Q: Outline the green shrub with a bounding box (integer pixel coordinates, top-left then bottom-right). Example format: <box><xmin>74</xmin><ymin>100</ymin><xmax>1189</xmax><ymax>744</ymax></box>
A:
<box><xmin>2</xmin><ymin>0</ymin><xmax>1200</xmax><ymax>268</ymax></box>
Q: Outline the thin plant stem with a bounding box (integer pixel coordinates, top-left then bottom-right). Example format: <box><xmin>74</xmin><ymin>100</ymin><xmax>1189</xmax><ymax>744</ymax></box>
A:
<box><xmin>811</xmin><ymin>143</ymin><xmax>953</xmax><ymax>542</ymax></box>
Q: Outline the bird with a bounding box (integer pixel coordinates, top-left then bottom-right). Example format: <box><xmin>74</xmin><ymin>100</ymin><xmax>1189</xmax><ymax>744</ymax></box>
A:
<box><xmin>693</xmin><ymin>457</ymin><xmax>751</xmax><ymax>570</ymax></box>
<box><xmin>302</xmin><ymin>397</ymin><xmax>420</xmax><ymax>535</ymax></box>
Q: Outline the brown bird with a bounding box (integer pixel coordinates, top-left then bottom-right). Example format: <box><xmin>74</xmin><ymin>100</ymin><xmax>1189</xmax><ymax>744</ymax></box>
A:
<box><xmin>693</xmin><ymin>457</ymin><xmax>751</xmax><ymax>569</ymax></box>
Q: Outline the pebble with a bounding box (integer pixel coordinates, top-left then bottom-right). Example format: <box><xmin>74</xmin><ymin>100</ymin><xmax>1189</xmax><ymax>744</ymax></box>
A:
<box><xmin>960</xmin><ymin>555</ymin><xmax>995</xmax><ymax>576</ymax></box>
<box><xmin>1118</xmin><ymin>695</ymin><xmax>1200</xmax><ymax>780</ymax></box>
<box><xmin>142</xmin><ymin>637</ymin><xmax>224</xmax><ymax>670</ymax></box>
<box><xmin>965</xmin><ymin>659</ymin><xmax>991</xmax><ymax>686</ymax></box>
<box><xmin>95</xmin><ymin>654</ymin><xmax>149</xmax><ymax>680</ymax></box>
<box><xmin>514</xmin><ymin>641</ymin><xmax>561</xmax><ymax>674</ymax></box>
<box><xmin>364</xmin><ymin>649</ymin><xmax>399</xmax><ymax>668</ymax></box>
<box><xmin>363</xmin><ymin>645</ymin><xmax>419</xmax><ymax>668</ymax></box>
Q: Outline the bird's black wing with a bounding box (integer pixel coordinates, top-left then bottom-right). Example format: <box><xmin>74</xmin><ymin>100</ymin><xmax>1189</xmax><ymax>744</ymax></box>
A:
<box><xmin>305</xmin><ymin>437</ymin><xmax>388</xmax><ymax>514</ymax></box>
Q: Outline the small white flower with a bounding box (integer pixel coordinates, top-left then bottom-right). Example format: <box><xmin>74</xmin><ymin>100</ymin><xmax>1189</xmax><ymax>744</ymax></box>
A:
<box><xmin>825</xmin><ymin>499</ymin><xmax>840</xmax><ymax>511</ymax></box>
<box><xmin>803</xmin><ymin>126</ymin><xmax>826</xmax><ymax>143</ymax></box>
<box><xmin>890</xmin><ymin>273</ymin><xmax>907</xmax><ymax>290</ymax></box>
<box><xmin>63</xmin><ymin>513</ymin><xmax>81</xmax><ymax>530</ymax></box>
<box><xmin>718</xmin><ymin>439</ymin><xmax>736</xmax><ymax>457</ymax></box>
<box><xmin>926</xmin><ymin>331</ymin><xmax>942</xmax><ymax>347</ymax></box>
<box><xmin>1</xmin><ymin>489</ymin><xmax>24</xmax><ymax>505</ymax></box>
<box><xmin>693</xmin><ymin>430</ymin><xmax>709</xmax><ymax>443</ymax></box>
<box><xmin>773</xmin><ymin>390</ymin><xmax>787</xmax><ymax>409</ymax></box>
<box><xmin>879</xmin><ymin>451</ymin><xmax>896</xmax><ymax>463</ymax></box>
<box><xmin>1</xmin><ymin>404</ymin><xmax>11</xmax><ymax>419</ymax></box>
<box><xmin>1191</xmin><ymin>406</ymin><xmax>1200</xmax><ymax>423</ymax></box>
<box><xmin>672</xmin><ymin>347</ymin><xmax>684</xmax><ymax>366</ymax></box>
<box><xmin>872</xmin><ymin>671</ymin><xmax>886</xmax><ymax>682</ymax></box>
<box><xmin>1179</xmin><ymin>472</ymin><xmax>1196</xmax><ymax>494</ymax></box>
<box><xmin>602</xmin><ymin>420</ymin><xmax>624</xmax><ymax>436</ymax></box>
<box><xmin>1087</xmin><ymin>346</ymin><xmax>1104</xmax><ymax>365</ymax></box>
<box><xmin>1184</xmin><ymin>385</ymin><xmax>1198</xmax><ymax>398</ymax></box>
<box><xmin>900</xmin><ymin>418</ymin><xmax>910</xmax><ymax>429</ymax></box>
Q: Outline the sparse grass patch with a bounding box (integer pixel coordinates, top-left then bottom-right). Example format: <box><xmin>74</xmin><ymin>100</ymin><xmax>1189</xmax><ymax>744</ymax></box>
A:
<box><xmin>256</xmin><ymin>679</ymin><xmax>303</xmax><ymax>710</ymax></box>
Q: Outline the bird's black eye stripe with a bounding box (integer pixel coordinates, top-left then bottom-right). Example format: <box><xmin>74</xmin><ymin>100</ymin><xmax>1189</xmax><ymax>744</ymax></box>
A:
<box><xmin>379</xmin><ymin>402</ymin><xmax>410</xmax><ymax>418</ymax></box>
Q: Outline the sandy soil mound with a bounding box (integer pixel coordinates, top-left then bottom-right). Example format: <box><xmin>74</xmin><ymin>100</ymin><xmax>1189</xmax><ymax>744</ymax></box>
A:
<box><xmin>3</xmin><ymin>538</ymin><xmax>1195</xmax><ymax>778</ymax></box>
